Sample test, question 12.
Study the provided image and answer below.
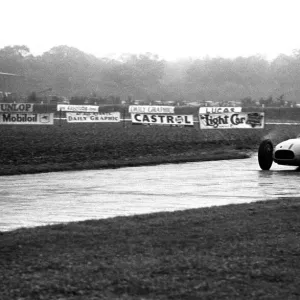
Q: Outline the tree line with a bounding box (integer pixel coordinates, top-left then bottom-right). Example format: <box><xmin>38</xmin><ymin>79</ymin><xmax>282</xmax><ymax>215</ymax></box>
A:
<box><xmin>1</xmin><ymin>45</ymin><xmax>300</xmax><ymax>105</ymax></box>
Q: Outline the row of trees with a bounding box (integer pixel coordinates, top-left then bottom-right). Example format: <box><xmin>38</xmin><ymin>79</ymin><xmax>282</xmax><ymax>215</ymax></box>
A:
<box><xmin>1</xmin><ymin>45</ymin><xmax>300</xmax><ymax>105</ymax></box>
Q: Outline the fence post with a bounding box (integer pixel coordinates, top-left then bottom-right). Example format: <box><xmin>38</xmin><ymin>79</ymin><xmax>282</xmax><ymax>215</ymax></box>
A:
<box><xmin>123</xmin><ymin>106</ymin><xmax>126</xmax><ymax>128</ymax></box>
<box><xmin>59</xmin><ymin>109</ymin><xmax>62</xmax><ymax>127</ymax></box>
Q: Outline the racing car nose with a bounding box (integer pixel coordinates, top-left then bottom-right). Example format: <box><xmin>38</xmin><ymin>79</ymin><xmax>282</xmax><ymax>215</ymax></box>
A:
<box><xmin>274</xmin><ymin>149</ymin><xmax>295</xmax><ymax>160</ymax></box>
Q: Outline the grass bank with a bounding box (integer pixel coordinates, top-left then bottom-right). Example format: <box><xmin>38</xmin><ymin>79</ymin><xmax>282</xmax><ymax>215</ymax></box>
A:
<box><xmin>0</xmin><ymin>122</ymin><xmax>258</xmax><ymax>176</ymax></box>
<box><xmin>0</xmin><ymin>122</ymin><xmax>273</xmax><ymax>176</ymax></box>
<box><xmin>1</xmin><ymin>198</ymin><xmax>299</xmax><ymax>299</ymax></box>
<box><xmin>0</xmin><ymin>145</ymin><xmax>250</xmax><ymax>176</ymax></box>
<box><xmin>1</xmin><ymin>121</ymin><xmax>300</xmax><ymax>176</ymax></box>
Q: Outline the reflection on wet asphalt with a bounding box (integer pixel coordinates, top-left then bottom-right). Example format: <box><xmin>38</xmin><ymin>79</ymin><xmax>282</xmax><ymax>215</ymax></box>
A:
<box><xmin>0</xmin><ymin>155</ymin><xmax>299</xmax><ymax>231</ymax></box>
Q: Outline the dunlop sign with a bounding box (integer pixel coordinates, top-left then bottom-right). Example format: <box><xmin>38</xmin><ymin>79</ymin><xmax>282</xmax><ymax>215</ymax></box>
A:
<box><xmin>131</xmin><ymin>114</ymin><xmax>194</xmax><ymax>126</ymax></box>
<box><xmin>129</xmin><ymin>105</ymin><xmax>175</xmax><ymax>114</ymax></box>
<box><xmin>199</xmin><ymin>112</ymin><xmax>264</xmax><ymax>129</ymax></box>
<box><xmin>0</xmin><ymin>103</ymin><xmax>34</xmax><ymax>112</ymax></box>
<box><xmin>0</xmin><ymin>113</ymin><xmax>54</xmax><ymax>125</ymax></box>
<box><xmin>66</xmin><ymin>112</ymin><xmax>121</xmax><ymax>123</ymax></box>
<box><xmin>57</xmin><ymin>104</ymin><xmax>99</xmax><ymax>112</ymax></box>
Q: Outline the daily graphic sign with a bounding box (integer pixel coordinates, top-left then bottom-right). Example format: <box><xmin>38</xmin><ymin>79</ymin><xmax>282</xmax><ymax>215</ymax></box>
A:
<box><xmin>0</xmin><ymin>103</ymin><xmax>34</xmax><ymax>112</ymax></box>
<box><xmin>199</xmin><ymin>107</ymin><xmax>242</xmax><ymax>114</ymax></box>
<box><xmin>66</xmin><ymin>112</ymin><xmax>121</xmax><ymax>123</ymax></box>
<box><xmin>131</xmin><ymin>114</ymin><xmax>194</xmax><ymax>126</ymax></box>
<box><xmin>199</xmin><ymin>112</ymin><xmax>264</xmax><ymax>129</ymax></box>
<box><xmin>0</xmin><ymin>113</ymin><xmax>54</xmax><ymax>125</ymax></box>
<box><xmin>57</xmin><ymin>104</ymin><xmax>99</xmax><ymax>112</ymax></box>
<box><xmin>129</xmin><ymin>105</ymin><xmax>175</xmax><ymax>114</ymax></box>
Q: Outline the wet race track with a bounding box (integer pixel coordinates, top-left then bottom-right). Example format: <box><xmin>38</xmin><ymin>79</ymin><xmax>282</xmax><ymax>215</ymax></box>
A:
<box><xmin>0</xmin><ymin>155</ymin><xmax>299</xmax><ymax>231</ymax></box>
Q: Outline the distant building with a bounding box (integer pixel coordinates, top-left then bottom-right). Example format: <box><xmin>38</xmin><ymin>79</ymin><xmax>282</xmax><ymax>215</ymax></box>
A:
<box><xmin>0</xmin><ymin>72</ymin><xmax>24</xmax><ymax>102</ymax></box>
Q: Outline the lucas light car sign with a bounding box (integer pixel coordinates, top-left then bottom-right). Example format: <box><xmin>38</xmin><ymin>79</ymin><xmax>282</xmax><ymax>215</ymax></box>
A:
<box><xmin>199</xmin><ymin>106</ymin><xmax>242</xmax><ymax>114</ymax></box>
<box><xmin>199</xmin><ymin>112</ymin><xmax>264</xmax><ymax>129</ymax></box>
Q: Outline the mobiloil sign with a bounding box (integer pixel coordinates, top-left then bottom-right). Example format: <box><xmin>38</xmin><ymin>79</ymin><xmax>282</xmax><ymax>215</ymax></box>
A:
<box><xmin>0</xmin><ymin>113</ymin><xmax>54</xmax><ymax>125</ymax></box>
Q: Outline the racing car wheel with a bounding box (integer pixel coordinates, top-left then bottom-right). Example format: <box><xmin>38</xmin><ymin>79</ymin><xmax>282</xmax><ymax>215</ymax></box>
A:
<box><xmin>258</xmin><ymin>139</ymin><xmax>274</xmax><ymax>170</ymax></box>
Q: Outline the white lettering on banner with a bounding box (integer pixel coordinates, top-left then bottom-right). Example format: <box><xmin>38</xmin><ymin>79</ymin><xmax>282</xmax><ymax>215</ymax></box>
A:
<box><xmin>66</xmin><ymin>112</ymin><xmax>121</xmax><ymax>123</ymax></box>
<box><xmin>57</xmin><ymin>105</ymin><xmax>99</xmax><ymax>112</ymax></box>
<box><xmin>0</xmin><ymin>113</ymin><xmax>54</xmax><ymax>125</ymax></box>
<box><xmin>0</xmin><ymin>103</ymin><xmax>34</xmax><ymax>112</ymax></box>
<box><xmin>131</xmin><ymin>114</ymin><xmax>194</xmax><ymax>126</ymax></box>
<box><xmin>199</xmin><ymin>112</ymin><xmax>264</xmax><ymax>129</ymax></box>
<box><xmin>199</xmin><ymin>107</ymin><xmax>242</xmax><ymax>114</ymax></box>
<box><xmin>129</xmin><ymin>106</ymin><xmax>175</xmax><ymax>114</ymax></box>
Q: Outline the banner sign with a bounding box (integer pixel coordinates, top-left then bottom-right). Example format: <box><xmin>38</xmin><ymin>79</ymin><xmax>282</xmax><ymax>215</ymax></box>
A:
<box><xmin>129</xmin><ymin>105</ymin><xmax>175</xmax><ymax>114</ymax></box>
<box><xmin>66</xmin><ymin>112</ymin><xmax>121</xmax><ymax>123</ymax></box>
<box><xmin>0</xmin><ymin>103</ymin><xmax>34</xmax><ymax>112</ymax></box>
<box><xmin>57</xmin><ymin>104</ymin><xmax>99</xmax><ymax>112</ymax></box>
<box><xmin>131</xmin><ymin>114</ymin><xmax>194</xmax><ymax>126</ymax></box>
<box><xmin>199</xmin><ymin>112</ymin><xmax>264</xmax><ymax>129</ymax></box>
<box><xmin>199</xmin><ymin>107</ymin><xmax>242</xmax><ymax>114</ymax></box>
<box><xmin>0</xmin><ymin>113</ymin><xmax>54</xmax><ymax>125</ymax></box>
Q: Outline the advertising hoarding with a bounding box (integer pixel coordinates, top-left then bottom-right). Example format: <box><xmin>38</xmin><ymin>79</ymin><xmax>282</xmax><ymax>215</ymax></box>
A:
<box><xmin>0</xmin><ymin>103</ymin><xmax>34</xmax><ymax>112</ymax></box>
<box><xmin>129</xmin><ymin>105</ymin><xmax>175</xmax><ymax>114</ymax></box>
<box><xmin>0</xmin><ymin>113</ymin><xmax>54</xmax><ymax>125</ymax></box>
<box><xmin>199</xmin><ymin>112</ymin><xmax>264</xmax><ymax>129</ymax></box>
<box><xmin>131</xmin><ymin>114</ymin><xmax>194</xmax><ymax>126</ymax></box>
<box><xmin>57</xmin><ymin>105</ymin><xmax>99</xmax><ymax>112</ymax></box>
<box><xmin>199</xmin><ymin>107</ymin><xmax>242</xmax><ymax>114</ymax></box>
<box><xmin>66</xmin><ymin>112</ymin><xmax>121</xmax><ymax>123</ymax></box>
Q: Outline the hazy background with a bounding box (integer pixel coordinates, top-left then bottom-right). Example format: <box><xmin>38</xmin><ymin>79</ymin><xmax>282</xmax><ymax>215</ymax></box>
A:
<box><xmin>1</xmin><ymin>0</ymin><xmax>300</xmax><ymax>103</ymax></box>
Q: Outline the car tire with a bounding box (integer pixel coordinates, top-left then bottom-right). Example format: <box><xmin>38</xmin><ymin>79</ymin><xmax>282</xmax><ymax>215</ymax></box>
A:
<box><xmin>258</xmin><ymin>139</ymin><xmax>273</xmax><ymax>170</ymax></box>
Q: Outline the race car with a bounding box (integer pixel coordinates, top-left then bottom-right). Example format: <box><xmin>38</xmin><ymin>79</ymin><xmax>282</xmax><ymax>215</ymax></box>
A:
<box><xmin>258</xmin><ymin>136</ymin><xmax>300</xmax><ymax>170</ymax></box>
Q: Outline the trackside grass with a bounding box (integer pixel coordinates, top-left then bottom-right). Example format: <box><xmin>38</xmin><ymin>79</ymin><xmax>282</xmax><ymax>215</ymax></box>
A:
<box><xmin>0</xmin><ymin>198</ymin><xmax>299</xmax><ymax>299</ymax></box>
<box><xmin>1</xmin><ymin>122</ymin><xmax>300</xmax><ymax>176</ymax></box>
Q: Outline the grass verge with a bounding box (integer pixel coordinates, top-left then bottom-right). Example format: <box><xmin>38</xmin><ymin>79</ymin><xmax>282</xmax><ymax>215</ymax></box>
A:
<box><xmin>0</xmin><ymin>146</ymin><xmax>250</xmax><ymax>176</ymax></box>
<box><xmin>1</xmin><ymin>122</ymin><xmax>299</xmax><ymax>176</ymax></box>
<box><xmin>1</xmin><ymin>198</ymin><xmax>299</xmax><ymax>299</ymax></box>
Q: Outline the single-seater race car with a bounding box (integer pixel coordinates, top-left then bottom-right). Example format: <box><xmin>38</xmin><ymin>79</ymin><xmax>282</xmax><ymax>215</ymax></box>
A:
<box><xmin>258</xmin><ymin>136</ymin><xmax>300</xmax><ymax>170</ymax></box>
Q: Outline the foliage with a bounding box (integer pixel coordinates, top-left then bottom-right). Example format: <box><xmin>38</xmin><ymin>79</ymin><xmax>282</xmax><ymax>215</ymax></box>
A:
<box><xmin>2</xmin><ymin>45</ymin><xmax>300</xmax><ymax>103</ymax></box>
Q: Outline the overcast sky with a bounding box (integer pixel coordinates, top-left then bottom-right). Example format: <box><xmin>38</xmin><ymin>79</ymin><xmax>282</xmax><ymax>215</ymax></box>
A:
<box><xmin>1</xmin><ymin>0</ymin><xmax>300</xmax><ymax>60</ymax></box>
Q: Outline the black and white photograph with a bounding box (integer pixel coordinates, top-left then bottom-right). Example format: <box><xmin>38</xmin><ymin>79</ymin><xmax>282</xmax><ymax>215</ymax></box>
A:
<box><xmin>0</xmin><ymin>0</ymin><xmax>299</xmax><ymax>299</ymax></box>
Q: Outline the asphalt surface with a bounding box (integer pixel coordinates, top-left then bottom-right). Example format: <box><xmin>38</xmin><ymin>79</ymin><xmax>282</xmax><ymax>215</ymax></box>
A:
<box><xmin>0</xmin><ymin>155</ymin><xmax>299</xmax><ymax>231</ymax></box>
